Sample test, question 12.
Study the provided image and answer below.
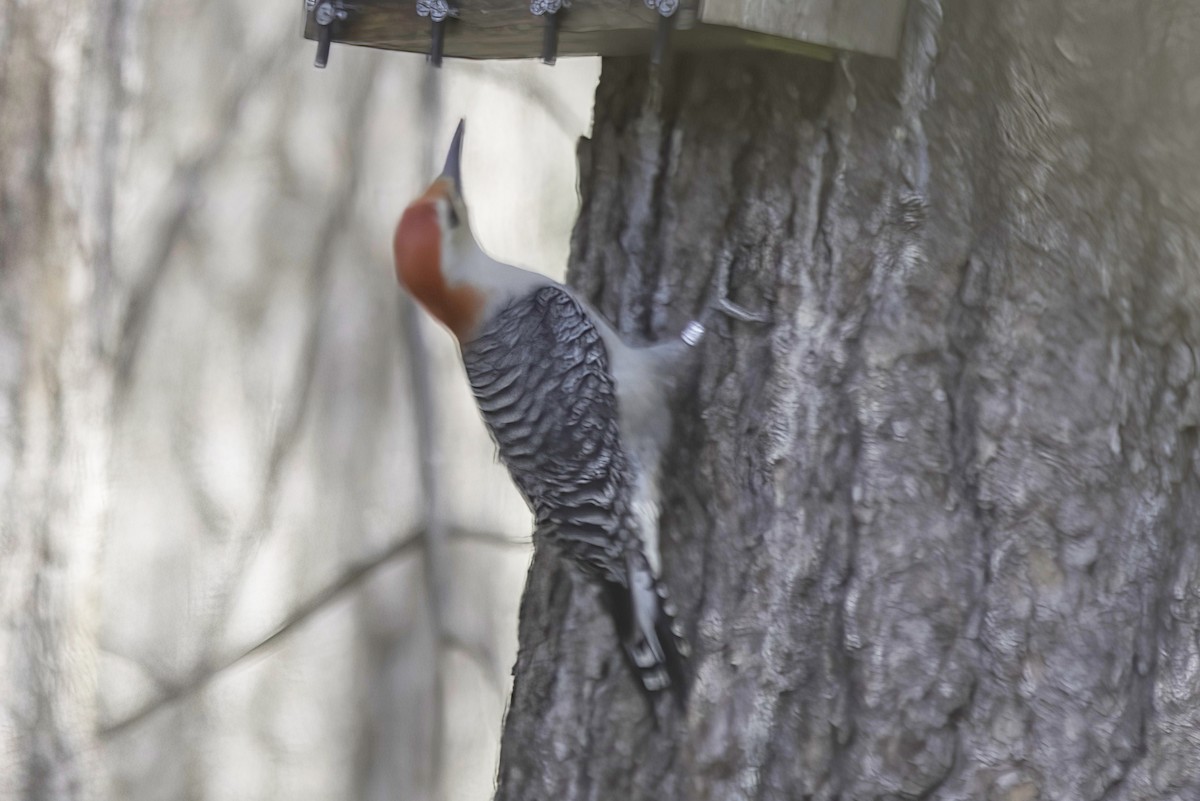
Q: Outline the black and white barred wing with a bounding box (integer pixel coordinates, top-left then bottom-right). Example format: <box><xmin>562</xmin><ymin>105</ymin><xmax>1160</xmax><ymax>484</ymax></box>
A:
<box><xmin>461</xmin><ymin>286</ymin><xmax>631</xmax><ymax>580</ymax></box>
<box><xmin>460</xmin><ymin>285</ymin><xmax>687</xmax><ymax>698</ymax></box>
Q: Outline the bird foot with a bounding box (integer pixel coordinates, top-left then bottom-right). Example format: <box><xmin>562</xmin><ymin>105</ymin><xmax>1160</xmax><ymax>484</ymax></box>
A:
<box><xmin>714</xmin><ymin>296</ymin><xmax>771</xmax><ymax>324</ymax></box>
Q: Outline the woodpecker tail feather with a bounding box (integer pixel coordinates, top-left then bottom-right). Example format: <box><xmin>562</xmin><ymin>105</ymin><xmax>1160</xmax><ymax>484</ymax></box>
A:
<box><xmin>602</xmin><ymin>551</ymin><xmax>689</xmax><ymax>707</ymax></box>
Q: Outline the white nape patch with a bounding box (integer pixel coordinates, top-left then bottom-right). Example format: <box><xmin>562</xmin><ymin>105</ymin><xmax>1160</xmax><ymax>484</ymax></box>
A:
<box><xmin>446</xmin><ymin>239</ymin><xmax>553</xmax><ymax>317</ymax></box>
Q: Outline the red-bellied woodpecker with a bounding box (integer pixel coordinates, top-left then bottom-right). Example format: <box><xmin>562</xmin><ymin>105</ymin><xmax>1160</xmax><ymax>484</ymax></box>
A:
<box><xmin>393</xmin><ymin>121</ymin><xmax>703</xmax><ymax>701</ymax></box>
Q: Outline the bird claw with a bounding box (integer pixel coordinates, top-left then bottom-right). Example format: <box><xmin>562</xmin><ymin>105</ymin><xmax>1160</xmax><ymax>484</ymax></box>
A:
<box><xmin>715</xmin><ymin>296</ymin><xmax>771</xmax><ymax>324</ymax></box>
<box><xmin>710</xmin><ymin>256</ymin><xmax>772</xmax><ymax>325</ymax></box>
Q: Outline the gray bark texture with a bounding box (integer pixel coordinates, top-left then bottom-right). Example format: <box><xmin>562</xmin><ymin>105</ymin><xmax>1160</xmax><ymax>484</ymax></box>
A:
<box><xmin>1</xmin><ymin>1</ymin><xmax>125</xmax><ymax>798</ymax></box>
<box><xmin>494</xmin><ymin>2</ymin><xmax>1200</xmax><ymax>800</ymax></box>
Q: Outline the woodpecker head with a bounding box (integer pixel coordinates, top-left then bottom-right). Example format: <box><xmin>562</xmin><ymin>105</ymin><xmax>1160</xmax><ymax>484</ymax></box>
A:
<box><xmin>393</xmin><ymin>120</ymin><xmax>486</xmax><ymax>341</ymax></box>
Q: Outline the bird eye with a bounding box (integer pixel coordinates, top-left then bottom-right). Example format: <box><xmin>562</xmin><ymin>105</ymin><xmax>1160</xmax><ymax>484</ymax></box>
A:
<box><xmin>445</xmin><ymin>202</ymin><xmax>460</xmax><ymax>229</ymax></box>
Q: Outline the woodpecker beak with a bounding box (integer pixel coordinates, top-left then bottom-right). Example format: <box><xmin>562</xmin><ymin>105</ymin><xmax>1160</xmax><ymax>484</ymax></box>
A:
<box><xmin>441</xmin><ymin>119</ymin><xmax>465</xmax><ymax>195</ymax></box>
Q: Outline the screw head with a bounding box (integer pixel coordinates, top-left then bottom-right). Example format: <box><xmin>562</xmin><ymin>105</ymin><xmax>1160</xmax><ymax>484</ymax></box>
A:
<box><xmin>315</xmin><ymin>2</ymin><xmax>337</xmax><ymax>25</ymax></box>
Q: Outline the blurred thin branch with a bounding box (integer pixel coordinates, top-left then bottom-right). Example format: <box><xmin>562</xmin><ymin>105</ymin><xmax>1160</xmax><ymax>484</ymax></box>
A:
<box><xmin>452</xmin><ymin>527</ymin><xmax>530</xmax><ymax>549</ymax></box>
<box><xmin>114</xmin><ymin>38</ymin><xmax>294</xmax><ymax>397</ymax></box>
<box><xmin>98</xmin><ymin>644</ymin><xmax>175</xmax><ymax>693</ymax></box>
<box><xmin>99</xmin><ymin>526</ymin><xmax>425</xmax><ymax>739</ymax></box>
<box><xmin>170</xmin><ymin>417</ymin><xmax>232</xmax><ymax>540</ymax></box>
<box><xmin>403</xmin><ymin>65</ymin><xmax>451</xmax><ymax>789</ymax></box>
<box><xmin>98</xmin><ymin>523</ymin><xmax>513</xmax><ymax>739</ymax></box>
<box><xmin>397</xmin><ymin>279</ymin><xmax>521</xmax><ymax>695</ymax></box>
<box><xmin>444</xmin><ymin>635</ymin><xmax>504</xmax><ymax>696</ymax></box>
<box><xmin>196</xmin><ymin>61</ymin><xmax>381</xmax><ymax>663</ymax></box>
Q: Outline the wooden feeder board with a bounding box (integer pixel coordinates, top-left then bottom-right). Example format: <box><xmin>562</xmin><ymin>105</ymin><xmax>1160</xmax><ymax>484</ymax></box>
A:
<box><xmin>302</xmin><ymin>0</ymin><xmax>907</xmax><ymax>68</ymax></box>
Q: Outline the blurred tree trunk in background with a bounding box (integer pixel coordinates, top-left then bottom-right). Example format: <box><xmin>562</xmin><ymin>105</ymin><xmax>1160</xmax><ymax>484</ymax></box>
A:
<box><xmin>496</xmin><ymin>2</ymin><xmax>1200</xmax><ymax>799</ymax></box>
<box><xmin>1</xmin><ymin>1</ymin><xmax>594</xmax><ymax>800</ymax></box>
<box><xmin>0</xmin><ymin>1</ymin><xmax>126</xmax><ymax>798</ymax></box>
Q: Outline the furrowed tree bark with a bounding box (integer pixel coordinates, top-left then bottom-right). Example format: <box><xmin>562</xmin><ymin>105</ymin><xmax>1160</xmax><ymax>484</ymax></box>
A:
<box><xmin>495</xmin><ymin>2</ymin><xmax>1200</xmax><ymax>800</ymax></box>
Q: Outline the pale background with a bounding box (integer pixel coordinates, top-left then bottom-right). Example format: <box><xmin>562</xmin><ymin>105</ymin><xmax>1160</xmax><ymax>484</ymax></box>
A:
<box><xmin>11</xmin><ymin>3</ymin><xmax>1200</xmax><ymax>801</ymax></box>
<box><xmin>93</xmin><ymin>4</ymin><xmax>599</xmax><ymax>799</ymax></box>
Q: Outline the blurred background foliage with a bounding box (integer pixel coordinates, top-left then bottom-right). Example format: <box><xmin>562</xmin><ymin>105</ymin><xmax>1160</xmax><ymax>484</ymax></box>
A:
<box><xmin>78</xmin><ymin>2</ymin><xmax>597</xmax><ymax>798</ymax></box>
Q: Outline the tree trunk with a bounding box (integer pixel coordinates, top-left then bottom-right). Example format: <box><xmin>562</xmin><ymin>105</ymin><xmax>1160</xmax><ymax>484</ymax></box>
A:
<box><xmin>495</xmin><ymin>2</ymin><xmax>1200</xmax><ymax>799</ymax></box>
<box><xmin>0</xmin><ymin>1</ymin><xmax>126</xmax><ymax>799</ymax></box>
